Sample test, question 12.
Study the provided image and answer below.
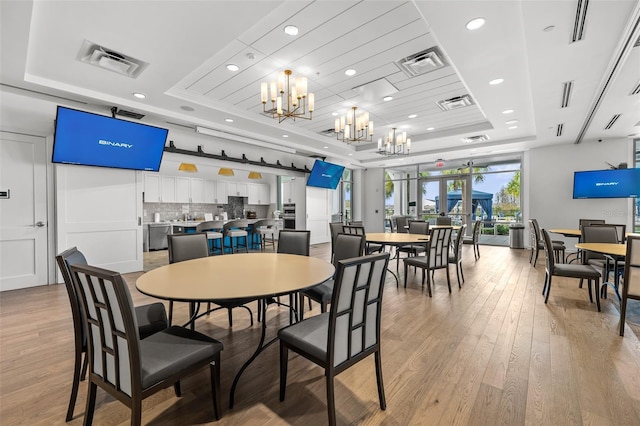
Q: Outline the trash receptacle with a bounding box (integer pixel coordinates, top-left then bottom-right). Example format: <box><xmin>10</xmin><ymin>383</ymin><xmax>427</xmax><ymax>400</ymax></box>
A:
<box><xmin>509</xmin><ymin>223</ymin><xmax>525</xmax><ymax>249</ymax></box>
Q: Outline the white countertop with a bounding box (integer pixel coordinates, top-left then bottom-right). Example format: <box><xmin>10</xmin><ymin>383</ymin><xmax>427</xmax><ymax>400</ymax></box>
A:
<box><xmin>145</xmin><ymin>218</ymin><xmax>281</xmax><ymax>226</ymax></box>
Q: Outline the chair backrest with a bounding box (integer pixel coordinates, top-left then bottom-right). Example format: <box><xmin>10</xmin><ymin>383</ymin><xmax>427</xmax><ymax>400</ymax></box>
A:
<box><xmin>223</xmin><ymin>219</ymin><xmax>248</xmax><ymax>233</ymax></box>
<box><xmin>395</xmin><ymin>217</ymin><xmax>410</xmax><ymax>233</ymax></box>
<box><xmin>253</xmin><ymin>219</ymin><xmax>275</xmax><ymax>229</ymax></box>
<box><xmin>591</xmin><ymin>223</ymin><xmax>626</xmax><ymax>243</ymax></box>
<box><xmin>426</xmin><ymin>227</ymin><xmax>453</xmax><ymax>268</ymax></box>
<box><xmin>623</xmin><ymin>235</ymin><xmax>640</xmax><ymax>299</ymax></box>
<box><xmin>528</xmin><ymin>219</ymin><xmax>539</xmax><ymax>247</ymax></box>
<box><xmin>581</xmin><ymin>224</ymin><xmax>619</xmax><ymax>262</ymax></box>
<box><xmin>343</xmin><ymin>224</ymin><xmax>366</xmax><ymax>235</ymax></box>
<box><xmin>436</xmin><ymin>216</ymin><xmax>452</xmax><ymax>226</ymax></box>
<box><xmin>452</xmin><ymin>224</ymin><xmax>467</xmax><ymax>260</ymax></box>
<box><xmin>328</xmin><ymin>252</ymin><xmax>390</xmax><ymax>369</ymax></box>
<box><xmin>348</xmin><ymin>221</ymin><xmax>363</xmax><ymax>226</ymax></box>
<box><xmin>56</xmin><ymin>247</ymin><xmax>89</xmax><ymax>350</ymax></box>
<box><xmin>530</xmin><ymin>218</ymin><xmax>542</xmax><ymax>239</ymax></box>
<box><xmin>70</xmin><ymin>263</ymin><xmax>141</xmax><ymax>397</ymax></box>
<box><xmin>385</xmin><ymin>218</ymin><xmax>395</xmax><ymax>233</ymax></box>
<box><xmin>472</xmin><ymin>219</ymin><xmax>482</xmax><ymax>242</ymax></box>
<box><xmin>196</xmin><ymin>220</ymin><xmax>225</xmax><ymax>233</ymax></box>
<box><xmin>167</xmin><ymin>233</ymin><xmax>209</xmax><ymax>263</ymax></box>
<box><xmin>277</xmin><ymin>230</ymin><xmax>311</xmax><ymax>256</ymax></box>
<box><xmin>579</xmin><ymin>218</ymin><xmax>605</xmax><ymax>229</ymax></box>
<box><xmin>541</xmin><ymin>228</ymin><xmax>556</xmax><ymax>274</ymax></box>
<box><xmin>332</xmin><ymin>233</ymin><xmax>366</xmax><ymax>267</ymax></box>
<box><xmin>408</xmin><ymin>221</ymin><xmax>429</xmax><ymax>235</ymax></box>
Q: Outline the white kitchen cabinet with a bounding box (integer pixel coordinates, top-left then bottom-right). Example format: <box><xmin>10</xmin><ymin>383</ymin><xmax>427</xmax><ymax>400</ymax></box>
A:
<box><xmin>215</xmin><ymin>181</ymin><xmax>228</xmax><ymax>204</ymax></box>
<box><xmin>282</xmin><ymin>180</ymin><xmax>295</xmax><ymax>204</ymax></box>
<box><xmin>248</xmin><ymin>183</ymin><xmax>270</xmax><ymax>205</ymax></box>
<box><xmin>144</xmin><ymin>173</ymin><xmax>161</xmax><ymax>202</ymax></box>
<box><xmin>190</xmin><ymin>178</ymin><xmax>205</xmax><ymax>203</ymax></box>
<box><xmin>227</xmin><ymin>182</ymin><xmax>248</xmax><ymax>197</ymax></box>
<box><xmin>175</xmin><ymin>177</ymin><xmax>190</xmax><ymax>203</ymax></box>
<box><xmin>161</xmin><ymin>176</ymin><xmax>176</xmax><ymax>202</ymax></box>
<box><xmin>204</xmin><ymin>180</ymin><xmax>228</xmax><ymax>204</ymax></box>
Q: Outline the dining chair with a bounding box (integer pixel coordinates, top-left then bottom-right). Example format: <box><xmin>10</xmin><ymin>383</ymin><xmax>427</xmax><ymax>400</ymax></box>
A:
<box><xmin>449</xmin><ymin>223</ymin><xmax>467</xmax><ymax>288</ymax></box>
<box><xmin>464</xmin><ymin>219</ymin><xmax>482</xmax><ymax>260</ymax></box>
<box><xmin>196</xmin><ymin>220</ymin><xmax>225</xmax><ymax>255</ymax></box>
<box><xmin>279</xmin><ymin>252</ymin><xmax>390</xmax><ymax>426</ymax></box>
<box><xmin>529</xmin><ymin>219</ymin><xmax>565</xmax><ymax>267</ymax></box>
<box><xmin>403</xmin><ymin>226</ymin><xmax>453</xmax><ymax>296</ymax></box>
<box><xmin>591</xmin><ymin>223</ymin><xmax>626</xmax><ymax>243</ymax></box>
<box><xmin>620</xmin><ymin>235</ymin><xmax>640</xmax><ymax>336</ymax></box>
<box><xmin>298</xmin><ymin>233</ymin><xmax>366</xmax><ymax>320</ymax></box>
<box><xmin>344</xmin><ymin>224</ymin><xmax>383</xmax><ymax>254</ymax></box>
<box><xmin>541</xmin><ymin>228</ymin><xmax>602</xmax><ymax>311</ymax></box>
<box><xmin>223</xmin><ymin>219</ymin><xmax>249</xmax><ymax>253</ymax></box>
<box><xmin>69</xmin><ymin>263</ymin><xmax>223</xmax><ymax>425</ymax></box>
<box><xmin>436</xmin><ymin>216</ymin><xmax>452</xmax><ymax>225</ymax></box>
<box><xmin>395</xmin><ymin>216</ymin><xmax>410</xmax><ymax>233</ymax></box>
<box><xmin>276</xmin><ymin>229</ymin><xmax>311</xmax><ymax>322</ymax></box>
<box><xmin>329</xmin><ymin>222</ymin><xmax>345</xmax><ymax>262</ymax></box>
<box><xmin>167</xmin><ymin>233</ymin><xmax>254</xmax><ymax>328</ymax></box>
<box><xmin>56</xmin><ymin>247</ymin><xmax>169</xmax><ymax>422</ymax></box>
<box><xmin>581</xmin><ymin>224</ymin><xmax>621</xmax><ymax>287</ymax></box>
<box><xmin>394</xmin><ymin>220</ymin><xmax>430</xmax><ymax>272</ymax></box>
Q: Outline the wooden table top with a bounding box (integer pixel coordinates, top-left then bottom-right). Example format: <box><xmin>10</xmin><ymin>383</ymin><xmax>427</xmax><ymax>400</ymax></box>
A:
<box><xmin>366</xmin><ymin>233</ymin><xmax>430</xmax><ymax>244</ymax></box>
<box><xmin>136</xmin><ymin>253</ymin><xmax>335</xmax><ymax>302</ymax></box>
<box><xmin>549</xmin><ymin>228</ymin><xmax>581</xmax><ymax>237</ymax></box>
<box><xmin>575</xmin><ymin>242</ymin><xmax>627</xmax><ymax>257</ymax></box>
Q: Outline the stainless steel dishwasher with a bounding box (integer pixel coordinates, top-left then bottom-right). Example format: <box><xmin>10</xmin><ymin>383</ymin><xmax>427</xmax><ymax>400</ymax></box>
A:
<box><xmin>148</xmin><ymin>223</ymin><xmax>171</xmax><ymax>250</ymax></box>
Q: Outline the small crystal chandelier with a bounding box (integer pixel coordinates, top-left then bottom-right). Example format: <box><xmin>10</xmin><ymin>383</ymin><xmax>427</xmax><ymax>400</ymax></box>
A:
<box><xmin>261</xmin><ymin>69</ymin><xmax>314</xmax><ymax>123</ymax></box>
<box><xmin>377</xmin><ymin>128</ymin><xmax>411</xmax><ymax>156</ymax></box>
<box><xmin>334</xmin><ymin>106</ymin><xmax>373</xmax><ymax>144</ymax></box>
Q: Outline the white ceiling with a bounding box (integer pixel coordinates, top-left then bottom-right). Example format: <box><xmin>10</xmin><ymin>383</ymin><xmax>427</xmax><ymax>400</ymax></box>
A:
<box><xmin>1</xmin><ymin>0</ymin><xmax>639</xmax><ymax>170</ymax></box>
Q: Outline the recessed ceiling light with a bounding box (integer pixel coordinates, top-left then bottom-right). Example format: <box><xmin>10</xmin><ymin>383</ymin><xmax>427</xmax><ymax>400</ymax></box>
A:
<box><xmin>508</xmin><ymin>126</ymin><xmax>518</xmax><ymax>130</ymax></box>
<box><xmin>489</xmin><ymin>78</ymin><xmax>504</xmax><ymax>85</ymax></box>
<box><xmin>348</xmin><ymin>153</ymin><xmax>353</xmax><ymax>156</ymax></box>
<box><xmin>427</xmin><ymin>127</ymin><xmax>435</xmax><ymax>131</ymax></box>
<box><xmin>466</xmin><ymin>17</ymin><xmax>485</xmax><ymax>30</ymax></box>
<box><xmin>506</xmin><ymin>119</ymin><xmax>519</xmax><ymax>125</ymax></box>
<box><xmin>502</xmin><ymin>109</ymin><xmax>514</xmax><ymax>114</ymax></box>
<box><xmin>226</xmin><ymin>64</ymin><xmax>239</xmax><ymax>71</ymax></box>
<box><xmin>133</xmin><ymin>92</ymin><xmax>146</xmax><ymax>99</ymax></box>
<box><xmin>282</xmin><ymin>134</ymin><xmax>289</xmax><ymax>138</ymax></box>
<box><xmin>225</xmin><ymin>118</ymin><xmax>234</xmax><ymax>123</ymax></box>
<box><xmin>543</xmin><ymin>25</ymin><xmax>555</xmax><ymax>32</ymax></box>
<box><xmin>324</xmin><ymin>146</ymin><xmax>329</xmax><ymax>149</ymax></box>
<box><xmin>332</xmin><ymin>112</ymin><xmax>338</xmax><ymax>116</ymax></box>
<box><xmin>180</xmin><ymin>105</ymin><xmax>195</xmax><ymax>111</ymax></box>
<box><xmin>284</xmin><ymin>25</ymin><xmax>299</xmax><ymax>36</ymax></box>
<box><xmin>345</xmin><ymin>69</ymin><xmax>356</xmax><ymax>76</ymax></box>
<box><xmin>408</xmin><ymin>114</ymin><xmax>417</xmax><ymax>119</ymax></box>
<box><xmin>383</xmin><ymin>96</ymin><xmax>393</xmax><ymax>102</ymax></box>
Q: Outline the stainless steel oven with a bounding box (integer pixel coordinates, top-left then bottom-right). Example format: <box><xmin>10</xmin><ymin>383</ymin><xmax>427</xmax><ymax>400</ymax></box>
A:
<box><xmin>283</xmin><ymin>203</ymin><xmax>296</xmax><ymax>229</ymax></box>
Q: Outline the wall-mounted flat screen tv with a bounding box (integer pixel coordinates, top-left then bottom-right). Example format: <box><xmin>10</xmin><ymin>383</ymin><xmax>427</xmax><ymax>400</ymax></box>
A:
<box><xmin>52</xmin><ymin>106</ymin><xmax>168</xmax><ymax>172</ymax></box>
<box><xmin>306</xmin><ymin>159</ymin><xmax>345</xmax><ymax>190</ymax></box>
<box><xmin>573</xmin><ymin>168</ymin><xmax>640</xmax><ymax>199</ymax></box>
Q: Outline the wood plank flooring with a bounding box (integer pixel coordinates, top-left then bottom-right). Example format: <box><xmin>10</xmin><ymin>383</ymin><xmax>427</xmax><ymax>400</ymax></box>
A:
<box><xmin>1</xmin><ymin>244</ymin><xmax>639</xmax><ymax>425</ymax></box>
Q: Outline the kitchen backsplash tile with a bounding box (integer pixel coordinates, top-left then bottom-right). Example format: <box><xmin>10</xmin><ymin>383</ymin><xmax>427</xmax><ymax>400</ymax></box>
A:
<box><xmin>144</xmin><ymin>198</ymin><xmax>269</xmax><ymax>222</ymax></box>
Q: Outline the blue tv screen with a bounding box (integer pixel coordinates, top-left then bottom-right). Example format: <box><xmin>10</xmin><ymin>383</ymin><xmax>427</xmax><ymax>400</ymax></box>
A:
<box><xmin>52</xmin><ymin>106</ymin><xmax>168</xmax><ymax>172</ymax></box>
<box><xmin>306</xmin><ymin>159</ymin><xmax>345</xmax><ymax>190</ymax></box>
<box><xmin>573</xmin><ymin>168</ymin><xmax>640</xmax><ymax>199</ymax></box>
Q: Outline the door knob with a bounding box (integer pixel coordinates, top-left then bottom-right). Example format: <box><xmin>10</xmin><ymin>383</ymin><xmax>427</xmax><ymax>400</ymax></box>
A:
<box><xmin>35</xmin><ymin>221</ymin><xmax>45</xmax><ymax>227</ymax></box>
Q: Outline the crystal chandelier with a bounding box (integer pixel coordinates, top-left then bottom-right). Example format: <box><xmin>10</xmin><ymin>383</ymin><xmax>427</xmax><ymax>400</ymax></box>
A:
<box><xmin>334</xmin><ymin>106</ymin><xmax>373</xmax><ymax>144</ymax></box>
<box><xmin>377</xmin><ymin>128</ymin><xmax>411</xmax><ymax>156</ymax></box>
<box><xmin>261</xmin><ymin>69</ymin><xmax>314</xmax><ymax>123</ymax></box>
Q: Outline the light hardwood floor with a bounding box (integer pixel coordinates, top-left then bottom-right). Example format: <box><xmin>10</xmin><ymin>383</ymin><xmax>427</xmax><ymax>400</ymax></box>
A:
<box><xmin>1</xmin><ymin>244</ymin><xmax>639</xmax><ymax>425</ymax></box>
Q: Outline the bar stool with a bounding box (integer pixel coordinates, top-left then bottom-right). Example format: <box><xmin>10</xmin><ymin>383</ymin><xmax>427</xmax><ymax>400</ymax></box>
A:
<box><xmin>253</xmin><ymin>219</ymin><xmax>276</xmax><ymax>251</ymax></box>
<box><xmin>196</xmin><ymin>220</ymin><xmax>225</xmax><ymax>255</ymax></box>
<box><xmin>223</xmin><ymin>219</ymin><xmax>249</xmax><ymax>253</ymax></box>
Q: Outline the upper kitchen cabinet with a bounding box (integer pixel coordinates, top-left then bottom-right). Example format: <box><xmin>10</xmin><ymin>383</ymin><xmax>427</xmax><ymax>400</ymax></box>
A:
<box><xmin>175</xmin><ymin>177</ymin><xmax>190</xmax><ymax>203</ymax></box>
<box><xmin>144</xmin><ymin>173</ymin><xmax>161</xmax><ymax>202</ymax></box>
<box><xmin>227</xmin><ymin>182</ymin><xmax>248</xmax><ymax>197</ymax></box>
<box><xmin>248</xmin><ymin>183</ymin><xmax>270</xmax><ymax>205</ymax></box>
<box><xmin>161</xmin><ymin>176</ymin><xmax>177</xmax><ymax>202</ymax></box>
<box><xmin>282</xmin><ymin>180</ymin><xmax>295</xmax><ymax>204</ymax></box>
<box><xmin>189</xmin><ymin>178</ymin><xmax>205</xmax><ymax>204</ymax></box>
<box><xmin>204</xmin><ymin>180</ymin><xmax>228</xmax><ymax>204</ymax></box>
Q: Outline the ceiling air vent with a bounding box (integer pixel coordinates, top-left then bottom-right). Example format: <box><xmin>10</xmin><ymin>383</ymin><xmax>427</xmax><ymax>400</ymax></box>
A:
<box><xmin>111</xmin><ymin>107</ymin><xmax>145</xmax><ymax>120</ymax></box>
<box><xmin>561</xmin><ymin>81</ymin><xmax>573</xmax><ymax>108</ymax></box>
<box><xmin>604</xmin><ymin>114</ymin><xmax>622</xmax><ymax>130</ymax></box>
<box><xmin>630</xmin><ymin>81</ymin><xmax>640</xmax><ymax>95</ymax></box>
<box><xmin>395</xmin><ymin>47</ymin><xmax>447</xmax><ymax>77</ymax></box>
<box><xmin>318</xmin><ymin>128</ymin><xmax>336</xmax><ymax>137</ymax></box>
<box><xmin>571</xmin><ymin>0</ymin><xmax>589</xmax><ymax>42</ymax></box>
<box><xmin>556</xmin><ymin>123</ymin><xmax>564</xmax><ymax>137</ymax></box>
<box><xmin>437</xmin><ymin>95</ymin><xmax>475</xmax><ymax>111</ymax></box>
<box><xmin>77</xmin><ymin>40</ymin><xmax>149</xmax><ymax>78</ymax></box>
<box><xmin>461</xmin><ymin>135</ymin><xmax>490</xmax><ymax>143</ymax></box>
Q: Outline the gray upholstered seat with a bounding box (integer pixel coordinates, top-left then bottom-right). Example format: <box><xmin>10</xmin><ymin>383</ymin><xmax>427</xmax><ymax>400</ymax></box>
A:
<box><xmin>56</xmin><ymin>247</ymin><xmax>168</xmax><ymax>422</ymax></box>
<box><xmin>69</xmin><ymin>263</ymin><xmax>223</xmax><ymax>425</ymax></box>
<box><xmin>404</xmin><ymin>226</ymin><xmax>453</xmax><ymax>296</ymax></box>
<box><xmin>279</xmin><ymin>253</ymin><xmax>390</xmax><ymax>426</ymax></box>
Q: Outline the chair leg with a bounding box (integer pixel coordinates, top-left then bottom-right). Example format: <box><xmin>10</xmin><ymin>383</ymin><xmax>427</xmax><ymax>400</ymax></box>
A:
<box><xmin>445</xmin><ymin>266</ymin><xmax>452</xmax><ymax>293</ymax></box>
<box><xmin>66</xmin><ymin>349</ymin><xmax>83</xmax><ymax>421</ymax></box>
<box><xmin>620</xmin><ymin>293</ymin><xmax>627</xmax><ymax>336</ymax></box>
<box><xmin>426</xmin><ymin>267</ymin><xmax>433</xmax><ymax>297</ymax></box>
<box><xmin>532</xmin><ymin>246</ymin><xmax>538</xmax><ymax>267</ymax></box>
<box><xmin>168</xmin><ymin>300</ymin><xmax>174</xmax><ymax>325</ymax></box>
<box><xmin>460</xmin><ymin>262</ymin><xmax>465</xmax><ymax>284</ymax></box>
<box><xmin>299</xmin><ymin>293</ymin><xmax>305</xmax><ymax>321</ymax></box>
<box><xmin>131</xmin><ymin>400</ymin><xmax>142</xmax><ymax>426</ymax></box>
<box><xmin>210</xmin><ymin>357</ymin><xmax>222</xmax><ymax>420</ymax></box>
<box><xmin>84</xmin><ymin>381</ymin><xmax>97</xmax><ymax>426</ymax></box>
<box><xmin>594</xmin><ymin>279</ymin><xmax>601</xmax><ymax>312</ymax></box>
<box><xmin>326</xmin><ymin>375</ymin><xmax>337</xmax><ymax>426</ymax></box>
<box><xmin>403</xmin><ymin>262</ymin><xmax>409</xmax><ymax>288</ymax></box>
<box><xmin>279</xmin><ymin>344</ymin><xmax>289</xmax><ymax>401</ymax></box>
<box><xmin>173</xmin><ymin>381</ymin><xmax>181</xmax><ymax>397</ymax></box>
<box><xmin>239</xmin><ymin>305</ymin><xmax>254</xmax><ymax>326</ymax></box>
<box><xmin>227</xmin><ymin>308</ymin><xmax>233</xmax><ymax>327</ymax></box>
<box><xmin>544</xmin><ymin>274</ymin><xmax>552</xmax><ymax>303</ymax></box>
<box><xmin>587</xmin><ymin>280</ymin><xmax>594</xmax><ymax>303</ymax></box>
<box><xmin>81</xmin><ymin>352</ymin><xmax>88</xmax><ymax>380</ymax></box>
<box><xmin>374</xmin><ymin>351</ymin><xmax>387</xmax><ymax>410</ymax></box>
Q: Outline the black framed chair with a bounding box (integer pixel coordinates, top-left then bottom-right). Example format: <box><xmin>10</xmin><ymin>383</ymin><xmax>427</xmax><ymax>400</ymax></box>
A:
<box><xmin>276</xmin><ymin>229</ymin><xmax>311</xmax><ymax>322</ymax></box>
<box><xmin>329</xmin><ymin>222</ymin><xmax>344</xmax><ymax>262</ymax></box>
<box><xmin>436</xmin><ymin>216</ymin><xmax>452</xmax><ymax>225</ymax></box>
<box><xmin>279</xmin><ymin>252</ymin><xmax>390</xmax><ymax>426</ymax></box>
<box><xmin>298</xmin><ymin>233</ymin><xmax>366</xmax><ymax>320</ymax></box>
<box><xmin>464</xmin><ymin>219</ymin><xmax>482</xmax><ymax>260</ymax></box>
<box><xmin>620</xmin><ymin>235</ymin><xmax>640</xmax><ymax>336</ymax></box>
<box><xmin>56</xmin><ymin>247</ymin><xmax>168</xmax><ymax>422</ymax></box>
<box><xmin>69</xmin><ymin>263</ymin><xmax>223</xmax><ymax>425</ymax></box>
<box><xmin>395</xmin><ymin>216</ymin><xmax>410</xmax><ymax>233</ymax></box>
<box><xmin>394</xmin><ymin>220</ymin><xmax>430</xmax><ymax>273</ymax></box>
<box><xmin>581</xmin><ymin>224</ymin><xmax>624</xmax><ymax>295</ymax></box>
<box><xmin>529</xmin><ymin>219</ymin><xmax>565</xmax><ymax>267</ymax></box>
<box><xmin>541</xmin><ymin>228</ymin><xmax>602</xmax><ymax>311</ymax></box>
<box><xmin>403</xmin><ymin>226</ymin><xmax>453</xmax><ymax>296</ymax></box>
<box><xmin>449</xmin><ymin>224</ymin><xmax>467</xmax><ymax>288</ymax></box>
<box><xmin>167</xmin><ymin>233</ymin><xmax>254</xmax><ymax>327</ymax></box>
<box><xmin>343</xmin><ymin>224</ymin><xmax>383</xmax><ymax>254</ymax></box>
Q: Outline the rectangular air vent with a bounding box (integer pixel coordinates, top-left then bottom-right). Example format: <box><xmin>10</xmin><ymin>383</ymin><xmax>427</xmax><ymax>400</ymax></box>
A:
<box><xmin>604</xmin><ymin>114</ymin><xmax>621</xmax><ymax>130</ymax></box>
<box><xmin>561</xmin><ymin>81</ymin><xmax>573</xmax><ymax>108</ymax></box>
<box><xmin>113</xmin><ymin>108</ymin><xmax>145</xmax><ymax>120</ymax></box>
<box><xmin>572</xmin><ymin>0</ymin><xmax>589</xmax><ymax>42</ymax></box>
<box><xmin>437</xmin><ymin>95</ymin><xmax>475</xmax><ymax>111</ymax></box>
<box><xmin>556</xmin><ymin>123</ymin><xmax>564</xmax><ymax>136</ymax></box>
<box><xmin>318</xmin><ymin>128</ymin><xmax>336</xmax><ymax>137</ymax></box>
<box><xmin>395</xmin><ymin>47</ymin><xmax>447</xmax><ymax>77</ymax></box>
<box><xmin>77</xmin><ymin>40</ymin><xmax>148</xmax><ymax>78</ymax></box>
<box><xmin>461</xmin><ymin>135</ymin><xmax>490</xmax><ymax>143</ymax></box>
<box><xmin>631</xmin><ymin>81</ymin><xmax>640</xmax><ymax>95</ymax></box>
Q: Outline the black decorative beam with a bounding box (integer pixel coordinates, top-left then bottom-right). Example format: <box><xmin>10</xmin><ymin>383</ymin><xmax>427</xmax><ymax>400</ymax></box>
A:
<box><xmin>165</xmin><ymin>141</ymin><xmax>310</xmax><ymax>173</ymax></box>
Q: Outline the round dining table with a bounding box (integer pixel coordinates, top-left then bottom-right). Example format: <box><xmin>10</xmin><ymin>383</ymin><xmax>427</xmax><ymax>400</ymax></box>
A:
<box><xmin>575</xmin><ymin>242</ymin><xmax>627</xmax><ymax>300</ymax></box>
<box><xmin>136</xmin><ymin>252</ymin><xmax>335</xmax><ymax>408</ymax></box>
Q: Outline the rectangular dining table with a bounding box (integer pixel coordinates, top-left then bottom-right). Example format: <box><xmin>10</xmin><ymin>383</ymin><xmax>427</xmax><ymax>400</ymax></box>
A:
<box><xmin>136</xmin><ymin>252</ymin><xmax>335</xmax><ymax>408</ymax></box>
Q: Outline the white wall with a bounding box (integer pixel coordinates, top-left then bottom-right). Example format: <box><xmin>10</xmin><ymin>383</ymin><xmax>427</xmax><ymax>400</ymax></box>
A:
<box><xmin>524</xmin><ymin>138</ymin><xmax>634</xmax><ymax>247</ymax></box>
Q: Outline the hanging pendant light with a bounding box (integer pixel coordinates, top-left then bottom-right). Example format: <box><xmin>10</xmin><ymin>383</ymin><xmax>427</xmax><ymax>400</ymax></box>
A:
<box><xmin>218</xmin><ymin>167</ymin><xmax>234</xmax><ymax>176</ymax></box>
<box><xmin>178</xmin><ymin>163</ymin><xmax>198</xmax><ymax>172</ymax></box>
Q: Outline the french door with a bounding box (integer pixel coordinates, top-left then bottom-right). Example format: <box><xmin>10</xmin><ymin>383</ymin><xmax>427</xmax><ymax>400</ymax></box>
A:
<box><xmin>418</xmin><ymin>174</ymin><xmax>472</xmax><ymax>235</ymax></box>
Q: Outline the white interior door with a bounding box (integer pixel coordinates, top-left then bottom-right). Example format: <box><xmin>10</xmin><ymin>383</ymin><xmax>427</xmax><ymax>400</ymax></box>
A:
<box><xmin>306</xmin><ymin>186</ymin><xmax>332</xmax><ymax>245</ymax></box>
<box><xmin>0</xmin><ymin>132</ymin><xmax>48</xmax><ymax>291</ymax></box>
